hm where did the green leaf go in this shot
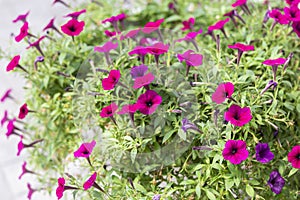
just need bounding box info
[165,15,181,23]
[225,179,234,190]
[288,168,298,177]
[177,128,186,141]
[180,180,195,185]
[205,189,216,200]
[196,183,201,198]
[131,148,137,163]
[246,185,255,197]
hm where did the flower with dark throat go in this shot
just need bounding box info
[15,22,28,42]
[43,18,62,36]
[255,143,274,163]
[181,17,195,31]
[27,183,36,200]
[1,89,13,102]
[262,58,286,80]
[287,145,300,168]
[26,36,46,56]
[18,103,29,119]
[61,19,85,37]
[102,70,121,90]
[224,104,252,127]
[212,82,235,104]
[177,50,203,76]
[12,11,30,23]
[222,140,249,165]
[94,41,118,65]
[284,4,300,22]
[146,42,169,65]
[269,9,290,31]
[19,161,37,180]
[228,43,254,65]
[74,140,96,158]
[136,90,162,115]
[64,9,86,19]
[267,170,285,194]
[100,103,118,118]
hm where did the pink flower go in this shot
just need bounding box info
[102,13,126,32]
[146,42,169,55]
[74,140,96,158]
[177,50,203,76]
[228,43,254,65]
[120,28,140,40]
[6,55,20,72]
[94,41,118,53]
[133,73,155,89]
[19,161,35,180]
[15,22,28,42]
[56,177,65,199]
[224,104,252,127]
[222,140,249,165]
[104,30,118,37]
[6,118,16,138]
[102,70,121,90]
[128,46,149,63]
[117,104,139,115]
[83,172,97,190]
[287,145,300,168]
[181,17,195,31]
[262,58,287,80]
[17,136,24,156]
[27,183,36,200]
[136,90,162,115]
[100,103,118,118]
[208,18,230,32]
[18,103,29,119]
[292,21,300,37]
[61,19,85,37]
[1,89,12,102]
[142,18,164,34]
[269,9,290,25]
[212,82,234,104]
[1,110,8,126]
[26,36,46,56]
[224,10,246,27]
[12,11,30,23]
[64,9,86,19]
[232,0,247,7]
[284,6,300,22]
[43,18,62,36]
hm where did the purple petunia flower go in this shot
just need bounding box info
[212,82,235,104]
[177,50,203,76]
[255,143,274,163]
[1,110,8,126]
[12,11,30,23]
[232,0,251,15]
[102,70,120,90]
[146,42,169,65]
[292,21,300,37]
[73,140,96,158]
[83,172,97,190]
[287,145,300,169]
[228,43,254,65]
[224,104,252,127]
[152,194,161,200]
[176,29,202,51]
[267,170,285,194]
[6,118,17,138]
[117,104,139,115]
[61,19,85,37]
[104,30,119,38]
[15,22,28,42]
[120,28,140,40]
[260,80,278,95]
[130,65,148,79]
[262,58,286,80]
[181,17,195,31]
[133,73,155,89]
[284,5,300,22]
[224,10,245,27]
[269,9,290,30]
[181,118,201,133]
[136,90,162,115]
[100,103,118,118]
[222,140,249,165]
[56,177,65,199]
[27,183,36,200]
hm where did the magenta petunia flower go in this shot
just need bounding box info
[287,145,300,168]
[100,103,118,118]
[177,50,203,76]
[6,118,17,138]
[286,0,300,5]
[262,58,286,80]
[207,18,230,39]
[64,9,86,19]
[128,46,149,63]
[142,18,164,34]
[255,143,274,163]
[6,55,21,72]
[83,172,97,190]
[267,170,285,194]
[1,89,12,102]
[176,29,202,51]
[74,140,96,158]
[61,19,85,37]
[130,64,148,79]
[43,18,62,36]
[94,41,118,65]
[224,10,245,27]
[102,70,121,90]
[27,183,36,200]
[117,104,139,115]
[26,36,46,56]
[292,21,300,37]
[222,140,249,165]
[1,110,8,126]
[269,9,290,31]
[224,104,252,127]
[133,73,155,89]
[232,0,251,15]
[104,30,118,38]
[102,13,126,32]
[17,136,24,156]
[120,28,140,40]
[15,22,28,42]
[56,177,65,199]
[146,42,169,65]
[18,103,29,119]
[12,11,29,23]
[136,90,162,115]
[19,161,36,180]
[212,82,235,104]
[284,5,300,22]
[228,43,254,65]
[181,17,195,31]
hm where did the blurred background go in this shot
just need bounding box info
[0,0,83,199]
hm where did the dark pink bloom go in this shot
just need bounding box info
[102,70,121,90]
[56,177,65,199]
[64,9,86,19]
[6,55,20,72]
[61,19,85,36]
[43,18,62,36]
[100,103,118,118]
[286,0,300,5]
[142,18,164,34]
[136,90,162,115]
[19,161,35,180]
[26,36,46,56]
[232,0,247,7]
[74,140,96,158]
[12,11,29,23]
[1,110,8,126]
[1,89,12,102]
[212,82,234,104]
[18,103,29,119]
[292,21,300,37]
[128,46,149,63]
[224,10,246,27]
[102,13,126,32]
[228,43,254,65]
[287,145,300,168]
[177,50,203,76]
[117,104,139,115]
[27,183,36,200]
[94,41,118,53]
[284,6,300,22]
[208,18,230,32]
[17,136,24,156]
[262,58,287,80]
[269,9,290,28]
[83,172,97,190]
[255,143,274,163]
[15,22,28,42]
[224,104,252,127]
[267,170,285,194]
[133,73,155,89]
[222,140,249,165]
[6,118,18,138]
[104,30,118,37]
[130,64,148,79]
[120,28,140,40]
[181,17,195,31]
[176,29,203,50]
[146,42,169,55]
